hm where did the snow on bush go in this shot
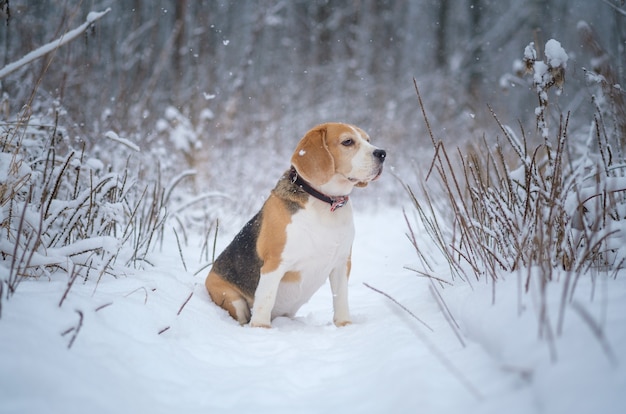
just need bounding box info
[522,39,568,140]
[0,102,187,311]
[408,37,626,356]
[154,106,203,170]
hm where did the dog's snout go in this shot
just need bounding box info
[373,149,386,162]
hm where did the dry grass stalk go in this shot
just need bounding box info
[407,39,625,356]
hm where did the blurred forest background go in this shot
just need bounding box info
[1,0,625,204]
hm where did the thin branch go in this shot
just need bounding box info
[58,263,79,307]
[177,291,194,316]
[403,267,453,286]
[66,310,84,349]
[429,283,465,347]
[413,78,437,148]
[363,282,433,332]
[193,261,213,277]
[212,219,219,263]
[173,227,187,272]
[0,9,111,79]
[124,286,149,304]
[94,302,113,312]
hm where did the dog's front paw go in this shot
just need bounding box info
[249,317,272,328]
[334,319,352,327]
[250,322,271,329]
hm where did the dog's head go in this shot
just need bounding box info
[291,123,386,196]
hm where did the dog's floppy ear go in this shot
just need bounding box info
[291,124,335,186]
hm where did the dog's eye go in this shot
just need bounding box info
[341,139,354,147]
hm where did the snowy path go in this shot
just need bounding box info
[1,207,625,413]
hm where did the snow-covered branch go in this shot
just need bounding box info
[0,8,111,79]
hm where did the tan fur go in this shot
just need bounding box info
[257,194,291,274]
[292,123,376,191]
[281,271,301,283]
[347,252,352,277]
[325,124,368,176]
[290,126,335,186]
[205,271,251,323]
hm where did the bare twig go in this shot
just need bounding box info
[212,219,219,263]
[363,282,432,332]
[193,262,213,277]
[177,291,194,316]
[428,283,465,347]
[7,188,32,295]
[403,267,453,286]
[65,309,84,349]
[173,227,187,272]
[124,286,149,304]
[413,78,437,148]
[94,302,113,312]
[59,263,79,307]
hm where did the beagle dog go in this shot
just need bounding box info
[205,122,386,327]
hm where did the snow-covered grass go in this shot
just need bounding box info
[0,102,191,315]
[409,39,626,277]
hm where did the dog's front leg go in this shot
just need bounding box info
[249,269,283,328]
[329,262,352,327]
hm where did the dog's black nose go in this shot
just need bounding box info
[373,149,386,162]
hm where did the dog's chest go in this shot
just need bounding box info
[272,202,354,317]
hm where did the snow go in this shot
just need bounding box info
[544,39,568,69]
[533,61,549,87]
[585,69,606,84]
[0,236,119,268]
[1,207,625,414]
[104,131,141,152]
[524,42,536,62]
[86,9,111,24]
[158,106,201,154]
[512,59,525,74]
[0,152,31,187]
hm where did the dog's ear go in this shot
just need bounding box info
[291,124,335,186]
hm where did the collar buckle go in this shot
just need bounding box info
[330,197,348,212]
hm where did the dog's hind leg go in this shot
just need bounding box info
[206,270,251,325]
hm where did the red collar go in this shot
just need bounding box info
[289,167,349,212]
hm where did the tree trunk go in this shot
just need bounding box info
[467,0,483,101]
[435,0,450,70]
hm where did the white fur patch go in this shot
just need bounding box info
[249,200,354,326]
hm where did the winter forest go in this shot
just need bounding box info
[2,1,626,413]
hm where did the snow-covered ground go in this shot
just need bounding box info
[1,205,626,414]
